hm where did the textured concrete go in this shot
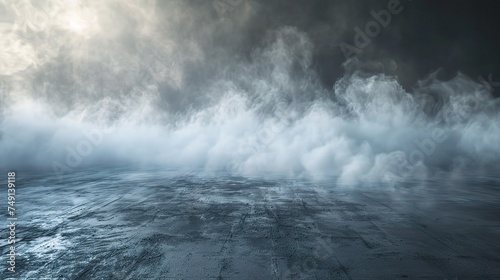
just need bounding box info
[2,168,500,279]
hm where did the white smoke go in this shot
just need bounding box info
[0,0,498,185]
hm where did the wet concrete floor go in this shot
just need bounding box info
[2,169,500,279]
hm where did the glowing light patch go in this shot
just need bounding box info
[68,19,88,34]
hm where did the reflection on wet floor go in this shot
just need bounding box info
[2,168,500,279]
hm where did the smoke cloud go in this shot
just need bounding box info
[0,0,498,185]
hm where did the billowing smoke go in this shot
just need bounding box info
[0,0,498,185]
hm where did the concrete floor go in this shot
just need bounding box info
[2,169,500,279]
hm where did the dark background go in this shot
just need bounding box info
[206,0,500,96]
